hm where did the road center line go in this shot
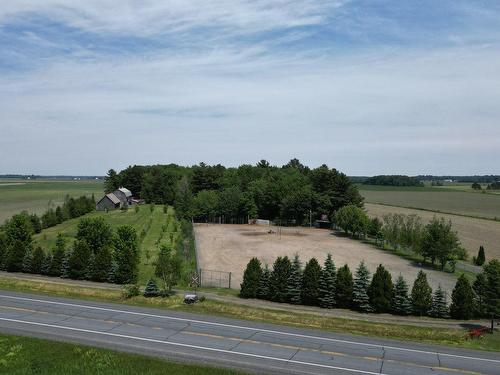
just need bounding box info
[0,317,388,375]
[1,294,498,364]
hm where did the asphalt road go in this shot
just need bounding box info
[0,290,498,375]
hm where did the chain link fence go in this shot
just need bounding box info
[198,269,232,289]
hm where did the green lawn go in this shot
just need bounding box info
[358,185,500,220]
[0,179,103,225]
[0,333,242,375]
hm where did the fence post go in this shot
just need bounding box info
[229,272,232,289]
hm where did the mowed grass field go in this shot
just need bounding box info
[359,185,500,220]
[33,205,182,285]
[0,179,104,225]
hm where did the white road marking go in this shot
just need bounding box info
[1,294,498,364]
[0,317,388,375]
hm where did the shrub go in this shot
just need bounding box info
[143,279,160,297]
[122,284,140,299]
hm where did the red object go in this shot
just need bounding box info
[468,327,489,339]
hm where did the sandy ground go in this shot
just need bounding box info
[366,203,500,261]
[195,224,458,292]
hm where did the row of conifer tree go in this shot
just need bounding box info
[240,255,500,319]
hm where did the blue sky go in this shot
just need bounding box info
[1,1,499,175]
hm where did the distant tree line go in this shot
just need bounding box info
[104,159,364,225]
[240,255,500,320]
[0,214,139,285]
[362,175,423,187]
[486,181,500,190]
[333,206,466,271]
[418,175,500,183]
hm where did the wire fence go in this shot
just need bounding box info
[198,268,232,289]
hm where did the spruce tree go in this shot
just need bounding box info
[31,246,45,274]
[475,246,486,266]
[319,253,336,308]
[92,246,113,282]
[450,275,474,320]
[41,253,52,275]
[411,271,432,316]
[50,234,66,277]
[107,261,118,283]
[60,250,71,278]
[472,273,488,318]
[483,259,500,317]
[286,255,302,304]
[336,264,353,309]
[368,264,393,313]
[392,275,411,315]
[114,226,139,284]
[269,256,292,303]
[257,264,271,300]
[84,252,96,280]
[240,257,262,298]
[352,261,372,312]
[429,285,448,318]
[69,240,91,279]
[22,248,33,273]
[301,258,322,306]
[143,278,160,297]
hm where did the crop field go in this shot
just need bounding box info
[358,185,500,220]
[195,224,458,292]
[366,203,500,261]
[33,205,185,285]
[0,179,103,224]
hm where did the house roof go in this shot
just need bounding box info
[105,193,121,205]
[118,187,132,197]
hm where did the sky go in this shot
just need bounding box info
[1,1,499,176]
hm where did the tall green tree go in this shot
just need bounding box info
[22,248,33,273]
[411,271,432,316]
[174,176,194,219]
[31,246,45,274]
[301,258,322,306]
[392,275,411,315]
[483,259,500,317]
[50,234,66,276]
[368,264,393,313]
[334,205,369,238]
[286,255,302,304]
[475,246,486,266]
[104,169,120,193]
[257,264,271,300]
[420,217,460,269]
[336,264,353,309]
[269,256,291,303]
[240,257,263,298]
[114,226,139,284]
[472,273,488,318]
[4,213,33,272]
[155,245,182,292]
[450,275,474,320]
[319,254,336,308]
[429,285,448,318]
[194,190,220,222]
[69,240,91,279]
[352,261,372,312]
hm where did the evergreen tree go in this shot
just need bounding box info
[269,256,292,303]
[429,285,448,318]
[352,261,372,312]
[301,258,322,306]
[22,248,33,273]
[392,275,411,315]
[472,273,488,318]
[114,226,139,284]
[482,260,500,317]
[240,257,263,298]
[286,255,302,304]
[84,252,96,280]
[31,246,45,274]
[319,253,336,308]
[107,261,118,283]
[336,264,353,309]
[257,264,271,300]
[29,214,42,234]
[368,264,394,313]
[411,271,432,316]
[60,250,71,278]
[143,278,160,297]
[92,246,113,282]
[41,253,53,275]
[475,246,486,266]
[69,240,91,279]
[450,275,474,320]
[4,213,33,272]
[50,234,66,276]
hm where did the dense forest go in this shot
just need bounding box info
[104,159,363,225]
[363,175,423,187]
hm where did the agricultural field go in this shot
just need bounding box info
[33,205,188,285]
[358,185,500,220]
[365,203,500,261]
[194,224,458,292]
[0,179,103,224]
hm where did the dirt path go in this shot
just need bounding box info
[194,224,458,292]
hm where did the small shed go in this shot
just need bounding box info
[96,193,121,210]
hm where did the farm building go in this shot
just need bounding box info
[96,187,134,210]
[96,193,122,210]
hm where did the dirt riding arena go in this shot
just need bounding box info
[194,224,457,292]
